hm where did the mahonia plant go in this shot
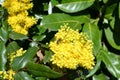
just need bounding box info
[1,0,120,80]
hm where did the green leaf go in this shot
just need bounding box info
[11,47,38,71]
[9,31,28,40]
[72,15,90,24]
[6,41,20,55]
[37,25,47,35]
[56,0,95,13]
[51,0,59,6]
[32,35,46,41]
[92,73,108,80]
[103,0,108,3]
[110,17,115,29]
[26,61,63,79]
[0,41,7,71]
[119,2,120,19]
[82,23,101,55]
[104,27,120,50]
[43,51,53,64]
[86,51,101,78]
[41,13,82,31]
[101,50,120,78]
[104,3,117,19]
[14,71,34,80]
[35,77,49,80]
[32,25,47,41]
[0,21,8,42]
[74,78,81,80]
[0,7,5,25]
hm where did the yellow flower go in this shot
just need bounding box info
[2,69,15,80]
[8,13,37,35]
[11,24,28,35]
[21,0,32,3]
[0,71,3,75]
[49,24,95,70]
[0,48,26,80]
[9,48,26,64]
[2,0,37,35]
[2,0,33,15]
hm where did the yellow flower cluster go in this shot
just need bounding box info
[0,48,26,80]
[49,25,95,70]
[9,48,26,64]
[2,0,33,15]
[2,0,37,35]
[0,69,15,80]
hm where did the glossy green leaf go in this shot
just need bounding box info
[9,31,28,40]
[43,51,53,64]
[110,17,115,29]
[0,21,8,42]
[26,61,63,78]
[11,47,38,71]
[14,71,34,80]
[86,51,101,78]
[104,3,117,19]
[73,15,90,24]
[92,73,108,80]
[0,41,7,71]
[32,35,46,41]
[37,25,47,35]
[104,27,120,50]
[41,13,82,31]
[101,50,120,78]
[56,0,95,13]
[6,41,20,55]
[82,23,101,55]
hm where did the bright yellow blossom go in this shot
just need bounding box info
[0,69,15,80]
[2,0,33,15]
[0,48,26,80]
[9,48,26,64]
[49,24,95,70]
[2,0,37,35]
[8,13,37,35]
